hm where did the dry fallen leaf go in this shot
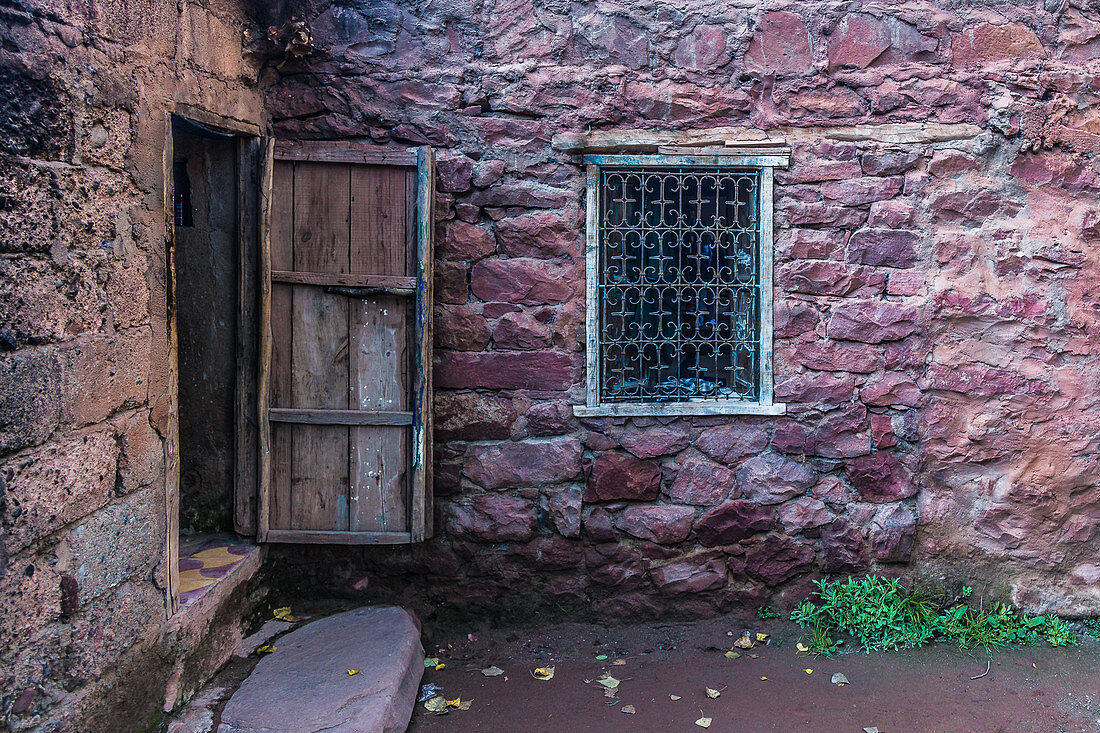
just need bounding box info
[532,667,555,681]
[760,676,768,681]
[424,657,440,668]
[755,633,769,642]
[805,668,813,674]
[670,694,682,701]
[347,669,359,676]
[604,687,617,698]
[612,659,627,666]
[832,673,849,686]
[271,606,300,622]
[445,698,462,708]
[597,675,621,690]
[481,666,504,677]
[423,696,447,713]
[733,635,755,650]
[724,651,741,659]
[705,687,720,699]
[796,642,809,653]
[256,644,276,654]
[458,700,472,711]
[621,705,636,714]
[695,716,713,728]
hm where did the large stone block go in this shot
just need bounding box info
[434,305,491,351]
[61,330,150,427]
[861,372,922,408]
[695,424,769,465]
[650,554,727,594]
[845,452,917,503]
[433,392,516,441]
[434,351,573,390]
[673,24,729,70]
[495,209,582,258]
[828,301,918,343]
[0,346,62,455]
[736,454,818,505]
[2,430,118,556]
[951,23,1045,66]
[694,500,775,546]
[827,13,937,70]
[744,11,812,74]
[869,503,916,562]
[446,494,537,542]
[585,451,661,502]
[619,423,690,459]
[547,485,582,538]
[846,228,919,269]
[744,535,816,586]
[778,260,885,296]
[463,437,582,489]
[668,459,739,506]
[438,221,495,261]
[614,504,695,544]
[470,258,575,305]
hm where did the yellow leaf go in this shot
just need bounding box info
[796,643,809,653]
[445,698,461,708]
[733,635,754,649]
[724,651,740,659]
[760,676,768,681]
[271,606,300,622]
[670,694,682,700]
[458,700,472,711]
[256,644,276,654]
[755,633,769,642]
[805,669,813,674]
[347,669,359,676]
[597,675,620,690]
[423,696,447,712]
[435,663,446,671]
[621,705,636,714]
[705,687,720,699]
[532,666,555,681]
[696,716,713,728]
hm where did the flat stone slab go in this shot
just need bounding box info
[218,607,424,733]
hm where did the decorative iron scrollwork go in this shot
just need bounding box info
[597,167,761,403]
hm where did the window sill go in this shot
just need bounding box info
[573,401,787,418]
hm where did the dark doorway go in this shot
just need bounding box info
[172,118,239,534]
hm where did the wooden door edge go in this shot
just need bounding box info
[256,137,276,543]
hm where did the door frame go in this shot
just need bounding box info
[162,106,262,616]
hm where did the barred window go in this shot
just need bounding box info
[576,153,787,417]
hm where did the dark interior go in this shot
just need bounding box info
[172,118,239,534]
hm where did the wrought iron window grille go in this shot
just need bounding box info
[577,153,788,417]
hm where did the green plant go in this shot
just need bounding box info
[790,575,1079,655]
[757,605,780,620]
[1082,618,1100,638]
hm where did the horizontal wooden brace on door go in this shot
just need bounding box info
[268,408,414,425]
[273,140,418,166]
[323,285,414,298]
[264,529,413,545]
[271,270,416,290]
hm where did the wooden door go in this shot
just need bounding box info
[256,141,434,544]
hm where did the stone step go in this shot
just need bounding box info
[218,607,424,733]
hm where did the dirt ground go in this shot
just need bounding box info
[409,617,1100,733]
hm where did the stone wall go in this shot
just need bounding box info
[0,1,265,729]
[264,0,1100,623]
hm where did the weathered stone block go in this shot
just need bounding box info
[434,305,491,351]
[737,453,818,505]
[828,301,918,343]
[779,260,886,296]
[650,554,727,594]
[548,485,582,538]
[0,346,62,455]
[434,351,573,390]
[435,153,474,193]
[845,452,917,503]
[438,220,495,261]
[668,459,739,506]
[744,535,816,586]
[778,497,833,533]
[470,258,575,305]
[861,372,922,408]
[822,177,903,206]
[695,501,775,546]
[744,11,813,74]
[951,23,1045,66]
[695,424,769,465]
[869,503,916,562]
[434,392,516,441]
[463,436,582,489]
[522,400,574,436]
[446,494,537,542]
[495,209,582,258]
[847,228,919,268]
[673,24,728,70]
[614,504,695,544]
[774,372,856,404]
[493,311,552,350]
[585,451,661,502]
[619,423,690,459]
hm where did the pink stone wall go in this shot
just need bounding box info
[0,2,266,729]
[265,1,1100,621]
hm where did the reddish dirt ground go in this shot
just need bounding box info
[409,618,1100,733]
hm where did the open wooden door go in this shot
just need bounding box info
[256,141,433,544]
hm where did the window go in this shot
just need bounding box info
[575,153,787,417]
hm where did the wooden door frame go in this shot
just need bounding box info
[255,141,434,545]
[162,107,261,616]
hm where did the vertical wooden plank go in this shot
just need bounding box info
[163,113,180,616]
[759,166,775,407]
[291,162,351,531]
[410,147,434,541]
[267,156,293,532]
[235,136,260,536]
[349,165,410,532]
